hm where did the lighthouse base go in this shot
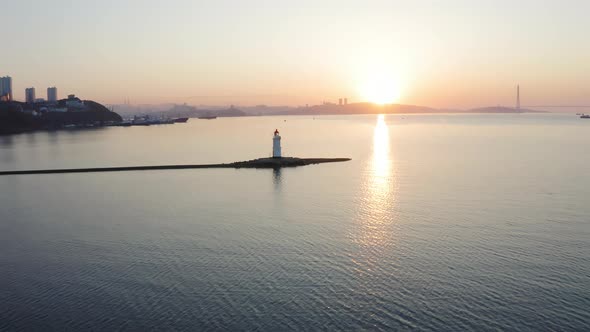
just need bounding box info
[231,157,350,169]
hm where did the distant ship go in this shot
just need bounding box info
[581,114,590,119]
[174,117,189,123]
[198,115,217,120]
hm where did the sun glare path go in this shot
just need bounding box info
[372,114,391,187]
[354,114,394,249]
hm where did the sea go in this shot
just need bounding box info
[1,113,589,331]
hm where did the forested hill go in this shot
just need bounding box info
[0,100,122,135]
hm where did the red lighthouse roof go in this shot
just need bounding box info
[274,129,279,135]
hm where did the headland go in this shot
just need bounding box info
[0,97,122,135]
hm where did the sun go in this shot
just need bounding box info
[358,72,401,105]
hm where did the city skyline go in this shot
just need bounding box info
[0,76,12,101]
[1,77,60,104]
[1,0,589,108]
[3,74,577,112]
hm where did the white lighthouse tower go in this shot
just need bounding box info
[272,129,282,158]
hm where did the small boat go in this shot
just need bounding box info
[174,117,189,123]
[198,116,217,120]
[581,114,590,119]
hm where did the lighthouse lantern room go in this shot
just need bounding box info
[272,129,282,158]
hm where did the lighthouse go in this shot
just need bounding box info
[272,129,282,158]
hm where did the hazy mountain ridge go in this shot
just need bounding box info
[242,103,545,115]
[157,104,246,118]
[468,106,546,113]
[109,102,548,118]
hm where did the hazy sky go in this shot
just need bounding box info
[1,0,589,108]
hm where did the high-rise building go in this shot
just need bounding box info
[344,98,348,105]
[47,87,58,103]
[0,76,13,101]
[516,85,520,111]
[339,98,343,106]
[25,87,36,104]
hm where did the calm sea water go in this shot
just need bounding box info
[1,114,589,331]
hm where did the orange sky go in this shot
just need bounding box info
[1,1,589,108]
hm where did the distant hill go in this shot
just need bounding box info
[110,103,174,116]
[276,103,547,115]
[206,107,246,117]
[468,106,547,113]
[162,104,246,118]
[260,102,438,116]
[270,103,546,116]
[241,105,294,116]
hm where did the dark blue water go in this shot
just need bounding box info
[1,114,589,330]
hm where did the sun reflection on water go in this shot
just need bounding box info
[354,114,395,252]
[372,114,391,185]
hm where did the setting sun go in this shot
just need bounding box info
[358,72,401,105]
